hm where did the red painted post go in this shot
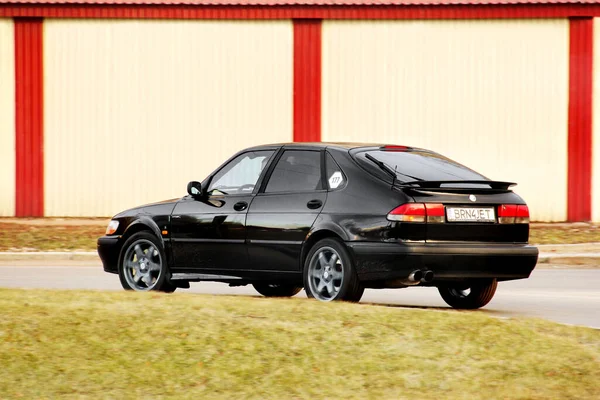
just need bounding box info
[567,17,593,221]
[14,18,44,217]
[293,19,321,143]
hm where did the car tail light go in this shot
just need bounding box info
[498,204,517,224]
[515,205,530,224]
[387,203,426,222]
[498,204,530,224]
[425,203,445,223]
[387,203,445,223]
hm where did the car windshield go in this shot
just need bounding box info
[355,149,487,183]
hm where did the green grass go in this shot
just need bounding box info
[1,220,599,252]
[0,289,598,399]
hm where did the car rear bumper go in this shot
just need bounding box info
[346,241,539,282]
[97,236,121,274]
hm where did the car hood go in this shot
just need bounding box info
[113,198,182,218]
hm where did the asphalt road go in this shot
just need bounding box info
[0,265,598,329]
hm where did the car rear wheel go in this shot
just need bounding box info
[304,238,364,302]
[118,232,176,292]
[252,283,302,298]
[437,279,497,309]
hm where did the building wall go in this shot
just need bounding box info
[0,19,15,217]
[593,18,600,222]
[43,19,293,217]
[322,19,570,222]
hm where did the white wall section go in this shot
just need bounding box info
[323,20,569,221]
[44,19,293,216]
[0,19,15,217]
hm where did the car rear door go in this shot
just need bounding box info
[246,149,327,272]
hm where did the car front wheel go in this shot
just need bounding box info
[118,232,175,292]
[303,238,364,302]
[437,279,497,309]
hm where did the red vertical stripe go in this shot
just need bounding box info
[15,18,44,217]
[293,19,321,142]
[568,17,593,222]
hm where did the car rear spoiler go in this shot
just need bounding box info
[397,180,517,193]
[400,180,516,190]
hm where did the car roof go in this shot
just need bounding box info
[245,142,420,151]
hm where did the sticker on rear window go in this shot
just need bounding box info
[329,171,343,189]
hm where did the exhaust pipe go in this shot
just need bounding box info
[399,270,423,286]
[421,270,434,283]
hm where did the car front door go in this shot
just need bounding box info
[246,149,327,272]
[171,150,275,271]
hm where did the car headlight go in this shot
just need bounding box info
[105,220,120,235]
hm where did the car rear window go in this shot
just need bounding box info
[353,149,487,183]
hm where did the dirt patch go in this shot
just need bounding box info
[0,223,105,251]
[530,224,600,245]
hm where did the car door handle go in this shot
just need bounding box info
[307,199,323,210]
[233,201,248,212]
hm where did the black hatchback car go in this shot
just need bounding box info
[98,143,538,309]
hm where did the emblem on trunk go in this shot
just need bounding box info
[469,195,477,202]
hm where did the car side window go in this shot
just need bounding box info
[325,152,347,190]
[208,150,274,195]
[264,150,323,193]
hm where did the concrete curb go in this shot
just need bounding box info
[0,251,599,266]
[0,252,99,261]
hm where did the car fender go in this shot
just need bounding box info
[305,220,350,243]
[123,216,164,248]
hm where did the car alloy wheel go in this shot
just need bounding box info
[122,239,163,291]
[307,246,345,301]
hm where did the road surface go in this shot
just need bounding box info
[0,265,598,328]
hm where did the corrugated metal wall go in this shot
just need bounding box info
[43,19,293,217]
[322,19,569,222]
[593,18,600,222]
[0,19,15,217]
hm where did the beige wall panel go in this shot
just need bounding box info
[323,20,569,222]
[0,19,15,217]
[44,20,292,217]
[593,19,600,222]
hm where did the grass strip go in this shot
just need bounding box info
[0,289,598,399]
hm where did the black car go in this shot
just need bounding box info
[98,143,538,309]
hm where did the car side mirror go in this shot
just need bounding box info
[187,181,204,197]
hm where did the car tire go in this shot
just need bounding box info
[252,283,302,298]
[437,279,497,309]
[303,238,364,302]
[118,231,176,293]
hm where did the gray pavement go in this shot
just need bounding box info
[0,265,598,329]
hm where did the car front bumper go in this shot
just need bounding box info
[97,236,121,274]
[346,242,539,282]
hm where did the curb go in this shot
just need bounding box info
[0,252,99,261]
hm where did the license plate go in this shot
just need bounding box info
[446,207,495,223]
